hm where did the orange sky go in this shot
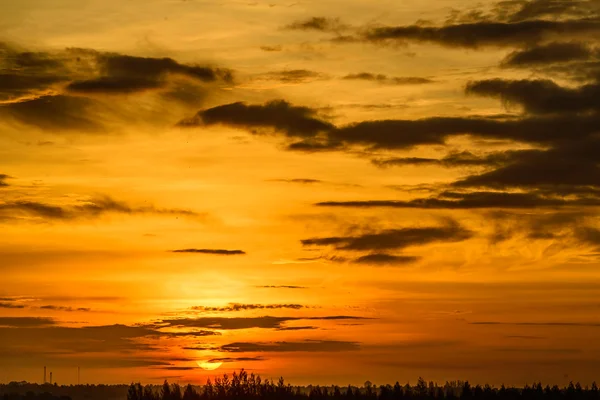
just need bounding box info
[2,0,600,387]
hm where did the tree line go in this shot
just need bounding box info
[127,371,600,400]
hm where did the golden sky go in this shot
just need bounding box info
[2,0,600,387]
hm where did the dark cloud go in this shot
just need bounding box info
[191,303,305,312]
[500,0,600,23]
[502,42,596,67]
[65,52,233,94]
[256,285,308,289]
[453,138,600,190]
[331,114,597,149]
[259,70,325,83]
[301,220,472,251]
[317,191,600,210]
[153,315,368,330]
[178,100,334,138]
[285,17,348,33]
[0,317,55,327]
[96,53,232,82]
[471,321,600,327]
[271,178,322,184]
[156,366,199,371]
[219,340,360,353]
[0,303,26,309]
[0,195,200,222]
[446,0,600,24]
[0,43,69,102]
[260,45,283,52]
[39,305,92,312]
[362,19,600,48]
[171,249,246,255]
[505,335,546,340]
[180,99,600,152]
[372,150,539,168]
[0,95,103,131]
[354,253,420,265]
[575,227,600,250]
[207,357,266,363]
[0,174,10,187]
[0,44,233,134]
[343,73,434,85]
[0,322,218,361]
[466,78,600,114]
[67,77,163,94]
[276,326,318,331]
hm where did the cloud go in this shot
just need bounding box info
[39,305,92,312]
[207,357,266,363]
[191,303,305,312]
[0,195,201,222]
[362,19,600,48]
[219,340,360,353]
[331,114,600,149]
[0,322,217,357]
[466,78,600,114]
[0,95,103,131]
[0,174,10,187]
[471,321,600,327]
[502,42,596,67]
[0,44,233,133]
[372,150,539,168]
[500,0,600,23]
[67,77,163,94]
[505,335,546,340]
[285,17,348,33]
[171,249,245,255]
[0,43,69,102]
[180,99,600,152]
[260,45,283,52]
[0,303,26,309]
[353,253,420,265]
[316,191,600,210]
[0,317,55,327]
[0,322,218,369]
[178,100,334,138]
[258,70,326,83]
[271,178,322,184]
[343,73,434,85]
[276,326,318,331]
[65,52,233,95]
[153,315,368,330]
[453,138,600,190]
[256,285,308,289]
[575,227,600,250]
[301,219,472,251]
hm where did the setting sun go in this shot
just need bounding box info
[197,361,223,371]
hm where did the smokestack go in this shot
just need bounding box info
[44,366,46,384]
[50,372,53,385]
[78,367,80,385]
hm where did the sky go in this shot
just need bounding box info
[2,0,600,387]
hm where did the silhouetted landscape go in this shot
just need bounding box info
[2,372,600,400]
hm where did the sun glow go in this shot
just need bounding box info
[197,361,223,371]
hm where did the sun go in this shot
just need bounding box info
[197,360,223,371]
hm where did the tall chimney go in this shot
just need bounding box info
[44,366,46,384]
[50,372,53,385]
